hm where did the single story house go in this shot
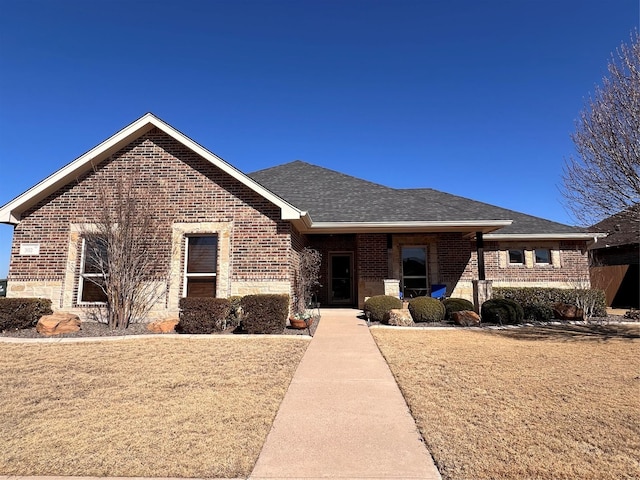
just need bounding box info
[0,113,604,319]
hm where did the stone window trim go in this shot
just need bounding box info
[63,224,103,308]
[77,235,108,305]
[183,235,218,297]
[534,247,552,266]
[499,243,561,269]
[169,222,232,312]
[508,249,526,265]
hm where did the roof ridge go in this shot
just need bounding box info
[250,160,399,191]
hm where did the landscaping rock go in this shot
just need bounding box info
[452,310,481,326]
[147,318,179,333]
[553,303,584,321]
[36,313,81,335]
[388,309,415,326]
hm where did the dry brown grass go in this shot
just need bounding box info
[372,324,640,480]
[0,337,309,478]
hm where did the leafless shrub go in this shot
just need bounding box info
[81,175,170,329]
[294,247,322,315]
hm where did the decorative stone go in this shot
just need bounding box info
[553,303,584,321]
[147,318,179,333]
[36,313,81,335]
[452,310,481,326]
[388,309,414,327]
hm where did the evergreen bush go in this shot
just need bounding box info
[364,295,403,323]
[0,298,53,331]
[241,294,289,334]
[177,297,231,334]
[408,296,446,323]
[481,298,524,325]
[443,297,475,320]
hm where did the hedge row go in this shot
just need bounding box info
[0,298,53,331]
[364,287,607,326]
[177,294,290,334]
[493,287,607,320]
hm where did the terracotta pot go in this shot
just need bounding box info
[290,317,314,329]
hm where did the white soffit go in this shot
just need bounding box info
[0,113,304,224]
[485,233,607,240]
[293,219,513,234]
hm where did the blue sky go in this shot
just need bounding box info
[0,0,638,278]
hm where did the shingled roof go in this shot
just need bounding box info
[589,207,640,249]
[249,160,589,237]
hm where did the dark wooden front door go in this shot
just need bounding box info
[329,253,354,305]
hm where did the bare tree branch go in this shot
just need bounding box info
[82,170,170,329]
[561,31,640,226]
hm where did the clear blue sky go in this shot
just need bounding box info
[0,0,638,278]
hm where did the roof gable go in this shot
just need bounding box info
[0,113,303,224]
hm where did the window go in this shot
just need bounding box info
[184,236,218,297]
[508,249,525,265]
[535,248,551,265]
[402,246,427,298]
[79,236,108,303]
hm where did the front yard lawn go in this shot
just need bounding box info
[0,337,309,478]
[372,324,640,480]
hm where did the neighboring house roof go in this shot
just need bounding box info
[250,160,599,239]
[0,113,305,225]
[589,207,640,249]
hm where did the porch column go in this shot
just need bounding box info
[473,231,491,312]
[383,279,400,298]
[476,231,486,281]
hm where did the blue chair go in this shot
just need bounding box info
[430,284,447,300]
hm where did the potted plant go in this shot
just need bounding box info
[290,310,314,329]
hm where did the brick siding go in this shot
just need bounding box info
[8,129,293,309]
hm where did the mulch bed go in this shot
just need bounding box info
[0,317,319,339]
[367,314,633,328]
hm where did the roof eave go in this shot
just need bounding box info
[484,233,607,241]
[297,220,512,234]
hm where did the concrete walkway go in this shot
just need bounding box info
[250,309,441,480]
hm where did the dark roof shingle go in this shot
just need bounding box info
[249,160,585,235]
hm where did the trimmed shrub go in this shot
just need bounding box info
[443,297,475,320]
[522,303,554,322]
[364,295,403,323]
[177,297,231,334]
[241,294,289,334]
[481,298,524,325]
[494,287,606,319]
[408,296,445,323]
[0,298,53,331]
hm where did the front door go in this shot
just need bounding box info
[329,253,354,305]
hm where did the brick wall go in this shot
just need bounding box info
[8,129,292,312]
[356,233,387,306]
[356,234,387,279]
